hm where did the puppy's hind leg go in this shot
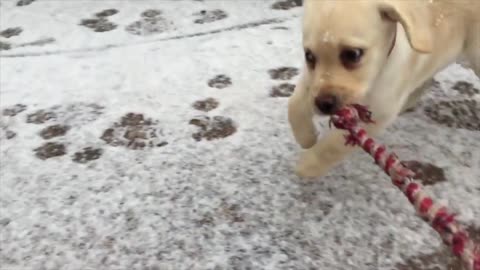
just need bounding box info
[288,72,317,149]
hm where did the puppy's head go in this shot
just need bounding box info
[302,0,433,115]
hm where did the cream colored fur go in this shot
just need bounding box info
[288,0,480,178]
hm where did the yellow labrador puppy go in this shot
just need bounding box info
[288,0,480,178]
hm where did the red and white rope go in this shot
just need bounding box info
[330,105,480,270]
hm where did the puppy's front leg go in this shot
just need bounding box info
[288,73,317,149]
[295,129,359,178]
[296,109,396,178]
[400,78,434,113]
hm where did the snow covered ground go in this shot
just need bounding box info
[0,0,479,269]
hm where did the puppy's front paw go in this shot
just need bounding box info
[295,150,331,179]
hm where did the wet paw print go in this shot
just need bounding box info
[25,103,105,161]
[192,98,219,112]
[270,83,295,97]
[1,104,27,140]
[33,124,69,160]
[79,9,119,32]
[402,160,446,186]
[1,122,17,140]
[268,67,299,80]
[125,9,172,36]
[26,109,56,124]
[3,104,27,117]
[101,113,168,150]
[95,9,118,18]
[189,115,237,141]
[271,0,303,10]
[0,41,11,51]
[73,147,103,164]
[0,27,23,38]
[451,81,479,97]
[39,124,69,139]
[193,9,228,24]
[190,98,233,141]
[3,130,16,140]
[424,99,479,131]
[208,75,232,89]
[80,19,117,33]
[0,26,22,51]
[16,0,35,6]
[268,67,298,97]
[34,142,66,160]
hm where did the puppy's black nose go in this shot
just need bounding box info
[315,95,338,114]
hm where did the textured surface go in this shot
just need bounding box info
[1,1,479,269]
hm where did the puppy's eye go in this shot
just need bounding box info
[305,49,316,69]
[340,48,364,69]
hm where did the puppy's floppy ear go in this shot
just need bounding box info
[378,1,433,53]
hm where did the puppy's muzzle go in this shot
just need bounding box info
[315,94,339,115]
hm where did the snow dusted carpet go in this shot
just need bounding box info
[1,1,479,269]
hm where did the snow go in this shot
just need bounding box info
[0,1,479,270]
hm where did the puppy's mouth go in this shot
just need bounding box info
[312,95,345,116]
[313,106,335,116]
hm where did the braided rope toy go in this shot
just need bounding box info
[329,105,480,270]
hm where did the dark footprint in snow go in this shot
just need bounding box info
[451,81,479,97]
[34,142,66,160]
[125,9,172,36]
[73,147,103,164]
[1,121,16,140]
[271,0,303,10]
[2,104,27,117]
[268,67,299,80]
[16,0,35,6]
[189,116,237,141]
[402,160,446,186]
[95,9,119,18]
[101,113,168,150]
[192,98,219,112]
[193,9,228,24]
[0,41,11,51]
[39,124,69,140]
[79,9,119,32]
[125,20,170,36]
[270,83,295,97]
[26,110,57,124]
[3,130,16,140]
[6,131,16,139]
[424,99,480,131]
[141,9,162,19]
[80,18,117,32]
[208,75,232,89]
[0,27,23,38]
[2,104,27,140]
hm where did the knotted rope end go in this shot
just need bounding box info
[330,104,375,131]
